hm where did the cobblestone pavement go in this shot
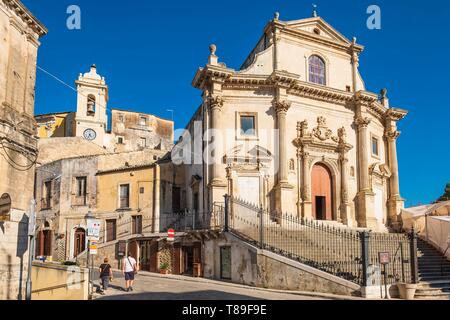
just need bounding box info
[92,271,337,300]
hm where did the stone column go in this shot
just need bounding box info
[301,151,313,219]
[386,129,404,228]
[355,116,371,192]
[274,100,294,215]
[296,149,302,217]
[275,100,291,184]
[339,154,350,225]
[355,115,376,228]
[209,95,224,186]
[386,130,401,198]
[208,95,227,208]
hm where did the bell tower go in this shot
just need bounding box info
[75,64,109,147]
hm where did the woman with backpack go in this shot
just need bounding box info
[98,257,113,294]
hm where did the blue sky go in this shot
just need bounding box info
[23,0,450,206]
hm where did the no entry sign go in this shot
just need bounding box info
[167,229,175,241]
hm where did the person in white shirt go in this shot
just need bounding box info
[122,253,137,292]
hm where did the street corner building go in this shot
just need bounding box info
[176,13,409,233]
[0,0,47,300]
[32,63,175,267]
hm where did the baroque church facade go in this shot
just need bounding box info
[178,13,408,232]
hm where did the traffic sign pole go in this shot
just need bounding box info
[167,229,175,241]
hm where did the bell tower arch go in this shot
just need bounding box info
[75,64,109,147]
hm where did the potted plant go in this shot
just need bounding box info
[159,262,170,275]
[397,282,417,300]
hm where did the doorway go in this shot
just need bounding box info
[74,228,86,258]
[315,196,326,220]
[311,163,334,221]
[182,246,194,275]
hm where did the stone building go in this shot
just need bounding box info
[0,0,46,300]
[34,149,167,262]
[174,13,408,232]
[35,65,174,152]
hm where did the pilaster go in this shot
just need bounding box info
[274,98,294,215]
[354,103,376,228]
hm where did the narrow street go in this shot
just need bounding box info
[92,271,339,300]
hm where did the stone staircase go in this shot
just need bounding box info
[415,239,450,300]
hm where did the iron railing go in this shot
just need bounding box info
[226,196,417,286]
[95,210,224,245]
[442,243,450,276]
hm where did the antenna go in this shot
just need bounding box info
[312,4,318,17]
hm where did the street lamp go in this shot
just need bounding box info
[25,199,37,300]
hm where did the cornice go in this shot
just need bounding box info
[289,81,354,106]
[3,0,47,37]
[194,69,408,121]
[192,65,234,89]
[385,108,408,121]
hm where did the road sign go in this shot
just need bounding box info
[28,200,36,236]
[87,218,101,240]
[89,241,98,255]
[167,229,175,241]
[379,252,390,265]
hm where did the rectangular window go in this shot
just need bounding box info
[119,184,130,209]
[372,136,379,157]
[117,136,124,144]
[106,219,117,242]
[140,187,145,194]
[76,176,87,206]
[139,137,147,148]
[43,181,52,209]
[139,116,147,126]
[240,115,256,136]
[118,114,124,123]
[132,216,143,234]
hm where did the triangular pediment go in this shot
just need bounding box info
[285,17,351,45]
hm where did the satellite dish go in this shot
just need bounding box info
[0,193,12,220]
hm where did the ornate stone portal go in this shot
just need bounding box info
[293,117,353,225]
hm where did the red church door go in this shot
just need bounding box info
[311,163,334,221]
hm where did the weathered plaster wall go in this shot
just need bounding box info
[204,233,361,296]
[0,0,46,300]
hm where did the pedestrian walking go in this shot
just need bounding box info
[98,258,113,294]
[122,253,138,292]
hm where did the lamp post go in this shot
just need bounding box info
[25,199,37,300]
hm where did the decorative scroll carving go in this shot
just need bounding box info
[312,116,333,141]
[354,116,371,128]
[385,130,401,141]
[274,100,291,114]
[297,120,309,138]
[209,95,224,111]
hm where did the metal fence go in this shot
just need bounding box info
[160,207,224,232]
[226,196,418,286]
[96,210,225,245]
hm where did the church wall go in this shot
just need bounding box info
[239,45,274,75]
[278,38,354,92]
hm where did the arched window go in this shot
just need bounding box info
[308,55,326,85]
